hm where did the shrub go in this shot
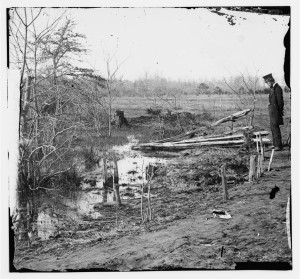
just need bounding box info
[82,146,99,170]
[146,107,162,116]
[49,167,82,191]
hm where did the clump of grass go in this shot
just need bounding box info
[165,148,248,191]
[198,108,214,122]
[146,107,162,116]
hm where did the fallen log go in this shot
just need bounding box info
[210,109,251,127]
[172,132,268,144]
[139,131,270,147]
[135,137,271,149]
[153,109,252,144]
[133,138,271,151]
[171,133,246,144]
[153,126,208,144]
[132,107,270,151]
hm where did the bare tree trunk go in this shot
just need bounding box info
[17,181,28,241]
[108,97,112,137]
[21,76,33,137]
[102,157,108,203]
[18,75,33,242]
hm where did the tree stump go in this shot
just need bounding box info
[249,155,257,182]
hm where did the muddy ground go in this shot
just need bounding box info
[13,144,292,271]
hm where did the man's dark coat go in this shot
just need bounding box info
[268,83,284,126]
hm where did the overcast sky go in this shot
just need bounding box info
[62,7,290,83]
[9,7,290,83]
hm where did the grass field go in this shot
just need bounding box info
[113,93,290,116]
[111,93,291,141]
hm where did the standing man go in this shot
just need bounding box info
[263,73,284,151]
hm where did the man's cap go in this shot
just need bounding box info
[263,73,274,82]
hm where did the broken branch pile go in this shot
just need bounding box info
[132,131,270,151]
[132,109,271,151]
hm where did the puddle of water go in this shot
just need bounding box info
[35,137,167,240]
[117,156,165,185]
[112,135,139,155]
[82,135,166,188]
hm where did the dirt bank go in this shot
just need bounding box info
[13,146,292,271]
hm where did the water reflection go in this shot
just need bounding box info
[37,212,59,240]
[36,140,166,240]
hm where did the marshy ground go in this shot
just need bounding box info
[13,98,292,271]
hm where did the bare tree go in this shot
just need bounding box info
[71,71,107,136]
[9,8,89,241]
[224,69,260,126]
[102,55,126,137]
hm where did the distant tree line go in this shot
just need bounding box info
[109,76,290,98]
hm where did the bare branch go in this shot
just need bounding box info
[28,8,43,27]
[15,9,26,26]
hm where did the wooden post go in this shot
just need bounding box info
[256,154,262,179]
[249,115,253,127]
[259,154,262,178]
[268,149,275,171]
[256,154,260,179]
[256,134,259,153]
[259,133,265,160]
[147,167,155,221]
[140,184,144,222]
[112,154,121,206]
[102,156,108,203]
[249,155,257,182]
[221,165,229,201]
[147,182,152,220]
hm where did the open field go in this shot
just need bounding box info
[109,93,291,145]
[112,93,291,118]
